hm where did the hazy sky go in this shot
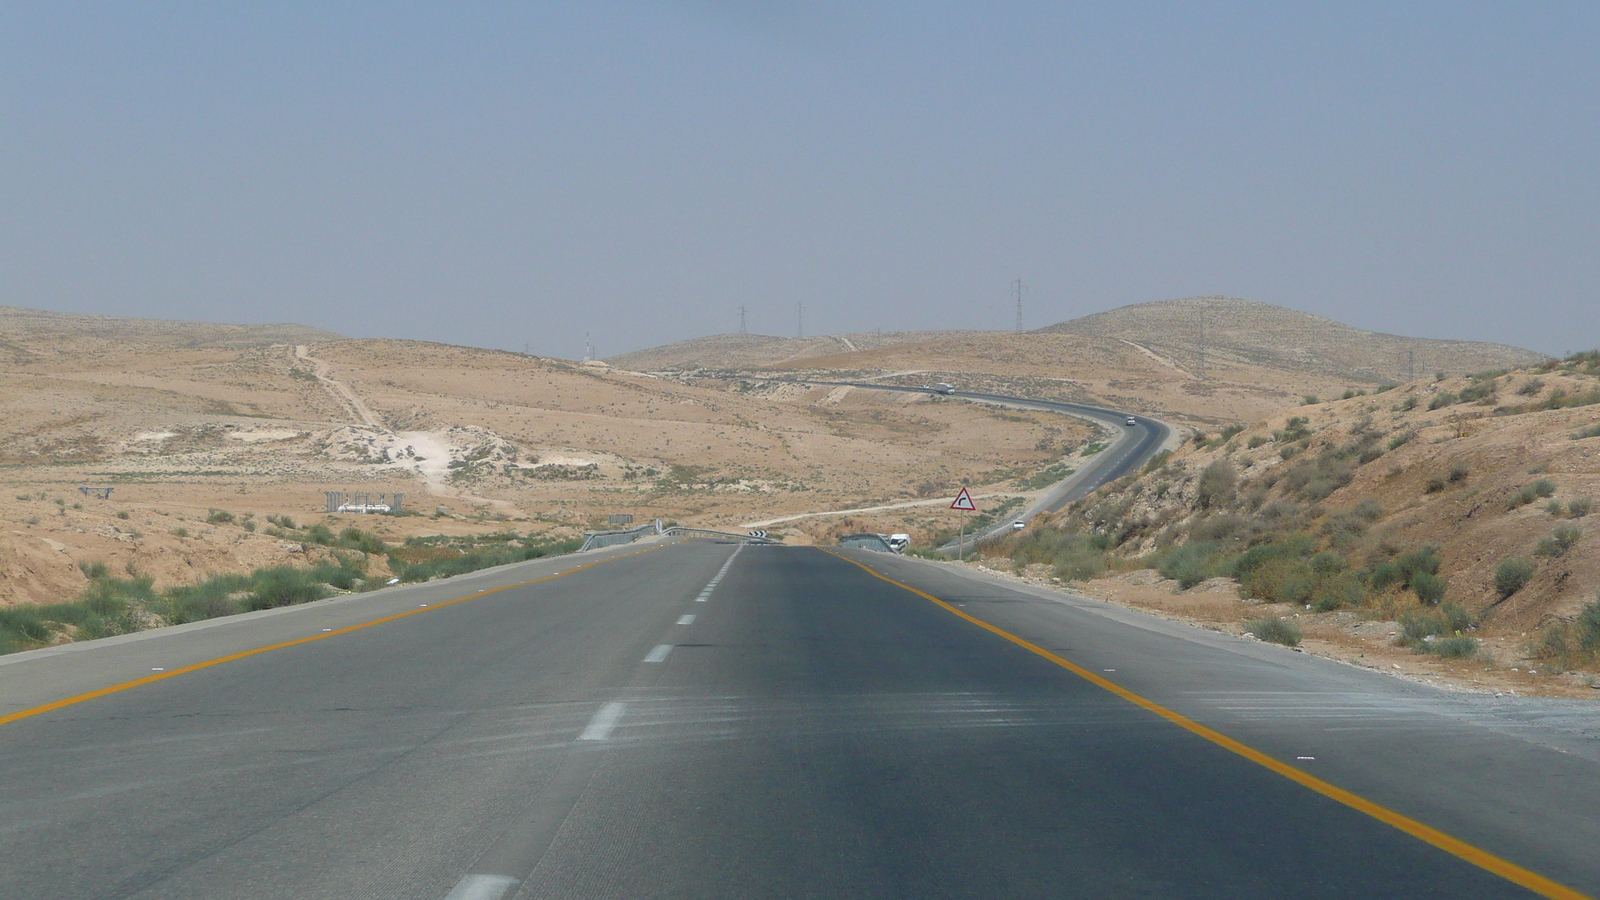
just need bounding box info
[4,3,1596,358]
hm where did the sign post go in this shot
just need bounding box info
[951,486,977,559]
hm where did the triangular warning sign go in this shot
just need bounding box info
[950,487,977,511]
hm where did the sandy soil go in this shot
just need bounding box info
[0,316,1091,604]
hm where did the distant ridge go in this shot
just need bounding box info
[1036,296,1543,381]
[607,330,978,371]
[0,305,343,350]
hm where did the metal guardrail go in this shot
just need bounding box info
[838,533,894,552]
[579,522,782,551]
[579,521,660,552]
[663,526,781,544]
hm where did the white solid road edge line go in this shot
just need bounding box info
[443,873,518,900]
[577,701,626,741]
[644,644,673,663]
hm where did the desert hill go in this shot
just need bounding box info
[1037,296,1543,382]
[988,353,1600,691]
[606,330,977,372]
[0,316,1082,607]
[612,298,1545,429]
[0,305,343,353]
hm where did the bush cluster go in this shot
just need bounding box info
[1534,525,1582,558]
[1530,595,1600,672]
[0,527,585,654]
[1509,479,1558,510]
[386,534,581,583]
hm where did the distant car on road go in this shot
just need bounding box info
[1125,416,1137,426]
[1011,520,1026,531]
[932,383,955,395]
[886,533,910,552]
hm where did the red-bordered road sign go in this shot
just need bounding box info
[950,487,977,511]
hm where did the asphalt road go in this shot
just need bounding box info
[2,542,1596,899]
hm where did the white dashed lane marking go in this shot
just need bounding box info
[442,873,518,900]
[644,644,673,663]
[578,702,626,741]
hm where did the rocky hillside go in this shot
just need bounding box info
[998,351,1600,682]
[1037,296,1544,382]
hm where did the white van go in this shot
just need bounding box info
[886,534,911,553]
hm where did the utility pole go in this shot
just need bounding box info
[738,306,747,335]
[1196,304,1207,380]
[797,302,804,339]
[1406,345,1416,383]
[1012,278,1026,333]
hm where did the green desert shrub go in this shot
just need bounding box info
[1195,460,1239,510]
[1245,617,1301,647]
[0,606,52,652]
[1510,479,1559,509]
[1156,540,1234,589]
[1399,610,1445,646]
[247,567,330,610]
[1535,525,1582,558]
[1370,546,1442,592]
[336,527,386,555]
[1275,417,1312,443]
[1494,557,1536,599]
[164,573,252,624]
[1310,573,1365,612]
[1410,571,1447,605]
[1429,635,1480,658]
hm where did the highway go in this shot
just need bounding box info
[2,541,1596,899]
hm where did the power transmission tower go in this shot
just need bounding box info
[797,302,804,338]
[1012,279,1026,333]
[583,332,593,362]
[1406,346,1416,382]
[738,306,747,334]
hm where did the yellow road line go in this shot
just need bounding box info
[828,550,1593,900]
[0,543,669,729]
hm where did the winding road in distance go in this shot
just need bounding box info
[758,378,1173,548]
[3,538,1598,899]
